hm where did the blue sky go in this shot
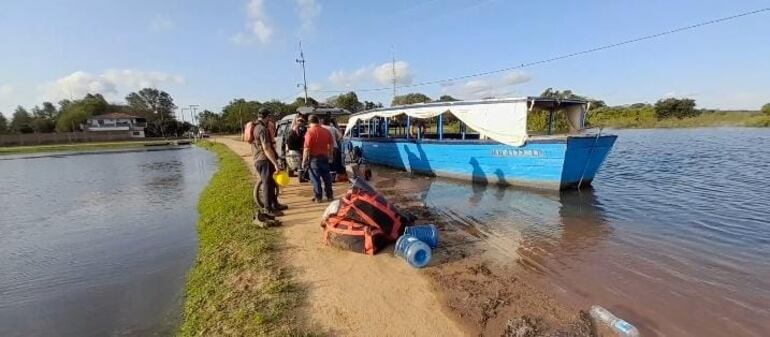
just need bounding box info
[1,0,768,119]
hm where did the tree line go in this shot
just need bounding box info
[0,88,192,137]
[3,88,767,135]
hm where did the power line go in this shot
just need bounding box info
[309,7,769,94]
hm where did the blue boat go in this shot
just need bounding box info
[342,97,616,190]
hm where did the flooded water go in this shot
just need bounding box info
[374,128,770,337]
[0,147,216,337]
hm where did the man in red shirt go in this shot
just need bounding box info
[303,114,334,202]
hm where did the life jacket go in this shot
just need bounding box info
[244,121,256,143]
[322,178,411,255]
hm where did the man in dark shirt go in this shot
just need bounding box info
[253,107,286,217]
[303,114,334,202]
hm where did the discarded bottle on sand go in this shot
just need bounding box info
[589,306,640,337]
[394,234,432,268]
[404,224,438,248]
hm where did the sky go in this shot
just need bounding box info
[1,0,769,120]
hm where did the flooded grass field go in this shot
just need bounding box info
[373,127,770,337]
[0,147,216,337]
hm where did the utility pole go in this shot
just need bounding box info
[179,107,188,123]
[189,104,199,126]
[296,41,309,106]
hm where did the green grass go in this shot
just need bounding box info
[0,140,170,155]
[586,107,770,129]
[178,141,313,337]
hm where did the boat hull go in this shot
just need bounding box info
[346,135,617,190]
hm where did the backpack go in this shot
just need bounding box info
[322,178,412,255]
[244,121,255,143]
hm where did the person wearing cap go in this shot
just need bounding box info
[253,107,287,217]
[303,114,334,202]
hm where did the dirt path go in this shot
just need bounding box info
[214,137,465,337]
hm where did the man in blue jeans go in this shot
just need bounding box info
[302,114,334,202]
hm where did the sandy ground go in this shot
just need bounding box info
[214,137,466,337]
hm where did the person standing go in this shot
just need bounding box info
[303,114,334,202]
[253,107,286,217]
[321,117,343,174]
[285,116,308,181]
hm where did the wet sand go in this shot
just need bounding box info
[371,171,598,337]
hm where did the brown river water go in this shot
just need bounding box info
[372,128,770,337]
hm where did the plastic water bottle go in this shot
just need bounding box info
[589,306,640,337]
[394,235,432,268]
[404,224,439,248]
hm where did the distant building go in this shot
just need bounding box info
[84,113,147,138]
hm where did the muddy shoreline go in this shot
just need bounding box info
[373,172,600,337]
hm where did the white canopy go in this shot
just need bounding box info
[344,98,531,147]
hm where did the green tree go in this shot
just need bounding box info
[40,102,59,120]
[292,97,318,108]
[762,103,770,115]
[30,104,56,133]
[198,110,223,133]
[363,101,383,110]
[221,99,262,133]
[0,113,8,134]
[654,98,698,119]
[125,89,178,136]
[10,106,33,133]
[539,88,606,108]
[125,88,177,122]
[438,95,459,102]
[55,94,110,132]
[326,91,363,112]
[392,93,432,106]
[261,99,294,119]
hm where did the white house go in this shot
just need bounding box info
[85,113,147,138]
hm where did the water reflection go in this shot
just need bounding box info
[0,147,216,337]
[372,167,610,267]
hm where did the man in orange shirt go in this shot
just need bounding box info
[303,114,334,202]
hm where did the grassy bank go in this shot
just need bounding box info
[179,141,308,337]
[586,106,770,129]
[0,140,174,155]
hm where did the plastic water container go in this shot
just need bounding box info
[394,235,432,268]
[589,306,640,337]
[404,224,439,248]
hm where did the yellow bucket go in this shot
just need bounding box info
[273,170,290,187]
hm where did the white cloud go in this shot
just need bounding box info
[0,84,13,96]
[328,66,373,88]
[231,0,273,45]
[43,69,185,102]
[502,71,532,86]
[294,0,321,32]
[149,15,175,32]
[327,61,414,90]
[373,61,413,86]
[442,71,532,99]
